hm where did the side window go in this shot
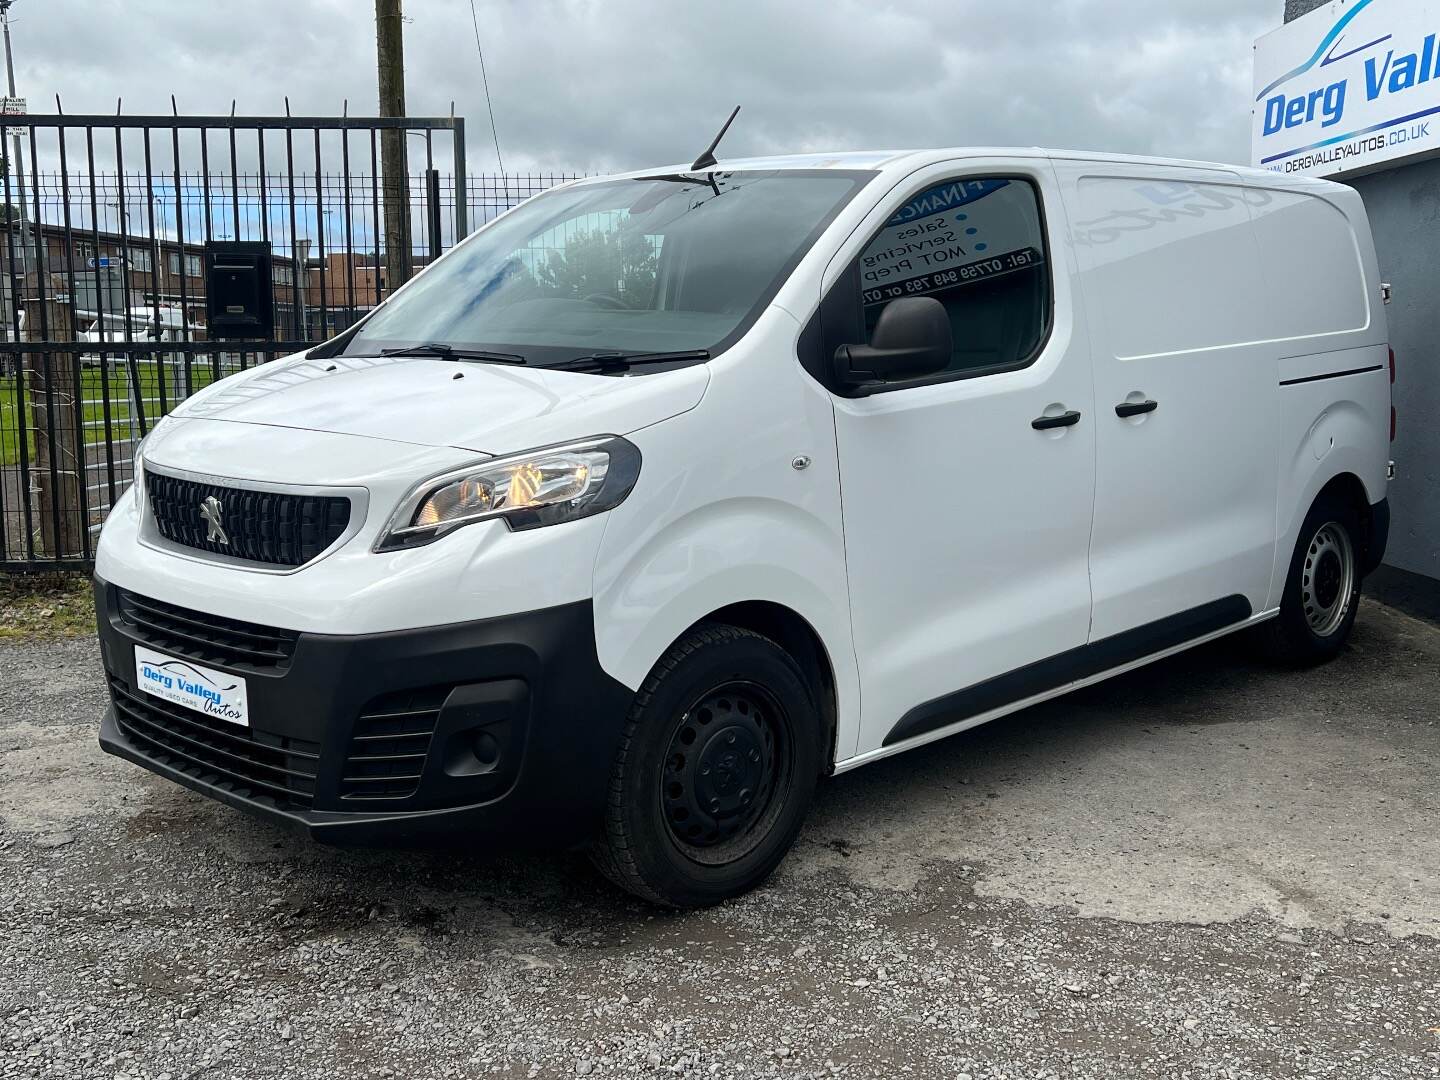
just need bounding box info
[858,177,1050,377]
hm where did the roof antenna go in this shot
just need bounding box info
[690,105,740,171]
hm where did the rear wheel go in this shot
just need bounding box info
[1254,492,1362,665]
[589,624,820,907]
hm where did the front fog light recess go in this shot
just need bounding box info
[377,436,641,550]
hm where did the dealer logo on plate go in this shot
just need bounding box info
[133,645,250,727]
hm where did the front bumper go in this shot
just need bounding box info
[95,577,634,848]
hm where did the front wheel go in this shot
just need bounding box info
[589,624,821,907]
[1254,492,1362,665]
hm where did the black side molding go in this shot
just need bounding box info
[1278,364,1384,387]
[882,595,1253,747]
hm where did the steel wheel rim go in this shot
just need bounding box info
[1302,521,1355,638]
[660,680,794,866]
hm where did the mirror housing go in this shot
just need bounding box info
[833,296,951,392]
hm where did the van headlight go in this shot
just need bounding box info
[375,436,641,551]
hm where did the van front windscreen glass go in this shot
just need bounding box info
[343,170,869,367]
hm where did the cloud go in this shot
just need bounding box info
[11,0,1273,174]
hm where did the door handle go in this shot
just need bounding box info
[1031,410,1082,430]
[1115,399,1158,418]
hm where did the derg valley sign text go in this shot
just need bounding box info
[1253,0,1440,177]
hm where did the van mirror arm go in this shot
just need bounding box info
[832,296,951,394]
[832,343,921,396]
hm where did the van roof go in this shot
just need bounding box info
[590,148,1335,189]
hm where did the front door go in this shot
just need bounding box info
[824,165,1097,757]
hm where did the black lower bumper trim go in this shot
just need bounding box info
[96,578,635,848]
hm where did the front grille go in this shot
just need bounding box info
[117,589,299,671]
[108,677,319,809]
[146,468,351,567]
[339,685,449,801]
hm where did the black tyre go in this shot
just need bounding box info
[1254,491,1362,666]
[589,624,821,907]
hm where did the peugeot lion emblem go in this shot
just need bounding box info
[199,495,229,546]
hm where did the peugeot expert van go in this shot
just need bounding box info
[95,149,1392,906]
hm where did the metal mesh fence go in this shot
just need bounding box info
[1,131,581,569]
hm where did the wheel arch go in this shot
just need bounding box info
[591,494,862,767]
[691,601,841,774]
[1313,471,1385,576]
[1272,456,1387,610]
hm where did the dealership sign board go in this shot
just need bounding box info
[1253,0,1440,177]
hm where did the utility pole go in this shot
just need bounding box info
[375,0,411,298]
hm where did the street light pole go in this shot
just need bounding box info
[0,2,25,219]
[0,0,28,345]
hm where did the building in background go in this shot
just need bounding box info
[0,221,394,346]
[1258,0,1440,616]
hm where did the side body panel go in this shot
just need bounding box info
[1054,161,1280,638]
[1241,175,1390,601]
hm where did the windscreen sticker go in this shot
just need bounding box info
[862,180,1044,306]
[862,247,1045,307]
[884,178,1012,226]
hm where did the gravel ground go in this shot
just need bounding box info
[2,599,1439,1080]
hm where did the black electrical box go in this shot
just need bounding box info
[205,241,274,340]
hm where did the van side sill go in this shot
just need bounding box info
[1277,364,1383,387]
[881,595,1253,747]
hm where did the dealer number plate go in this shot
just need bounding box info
[133,645,250,727]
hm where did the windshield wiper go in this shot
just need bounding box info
[376,342,527,364]
[554,349,711,373]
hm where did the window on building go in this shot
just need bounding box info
[168,253,182,276]
[186,254,202,278]
[856,176,1051,378]
[129,248,152,273]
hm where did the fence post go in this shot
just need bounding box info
[24,298,84,559]
[425,168,442,261]
[452,117,468,241]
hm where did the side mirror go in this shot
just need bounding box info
[833,296,951,392]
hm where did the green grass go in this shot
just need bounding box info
[0,572,96,640]
[0,381,24,467]
[1,363,228,468]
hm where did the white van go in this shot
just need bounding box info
[94,148,1393,906]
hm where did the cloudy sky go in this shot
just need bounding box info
[10,0,1278,174]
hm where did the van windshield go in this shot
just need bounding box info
[342,170,870,369]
